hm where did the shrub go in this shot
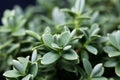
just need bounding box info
[0,0,120,80]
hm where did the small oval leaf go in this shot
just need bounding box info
[41,52,60,65]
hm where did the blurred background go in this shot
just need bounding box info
[0,0,35,24]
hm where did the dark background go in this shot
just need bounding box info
[0,1,36,79]
[0,0,36,24]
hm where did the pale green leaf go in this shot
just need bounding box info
[90,63,104,77]
[26,30,41,41]
[82,58,92,75]
[92,77,108,80]
[115,63,120,77]
[62,49,79,60]
[41,52,60,65]
[86,45,98,55]
[22,74,32,80]
[42,34,53,48]
[30,63,38,78]
[104,46,120,57]
[3,70,21,78]
[31,49,38,62]
[59,31,70,47]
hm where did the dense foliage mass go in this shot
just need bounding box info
[0,0,120,80]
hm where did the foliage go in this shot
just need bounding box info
[0,0,120,80]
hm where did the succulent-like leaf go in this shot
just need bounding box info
[30,63,38,78]
[41,52,60,65]
[59,31,70,47]
[62,49,79,60]
[74,0,85,14]
[104,46,120,57]
[31,49,38,62]
[82,58,92,75]
[42,34,53,48]
[90,63,104,77]
[22,74,32,80]
[26,30,41,41]
[85,45,98,55]
[115,63,120,77]
[3,70,21,78]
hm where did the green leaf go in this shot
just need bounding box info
[63,45,72,51]
[70,29,76,38]
[7,43,20,54]
[22,74,32,80]
[92,77,108,80]
[17,56,29,74]
[0,40,12,50]
[12,60,24,74]
[59,31,70,47]
[3,70,21,78]
[52,7,66,24]
[30,63,38,78]
[31,49,38,62]
[44,26,51,34]
[104,46,120,57]
[12,29,26,36]
[81,50,89,59]
[62,49,79,60]
[51,43,60,49]
[90,24,100,36]
[115,63,120,77]
[42,34,53,48]
[109,34,120,50]
[62,64,77,72]
[26,30,41,41]
[61,8,77,17]
[82,58,92,75]
[74,0,85,14]
[104,59,117,67]
[41,52,60,65]
[85,45,98,55]
[90,63,104,77]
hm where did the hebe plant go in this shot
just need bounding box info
[0,0,120,80]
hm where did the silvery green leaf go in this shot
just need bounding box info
[44,26,51,34]
[74,0,85,14]
[61,8,76,17]
[109,32,120,50]
[63,45,72,51]
[90,23,100,36]
[82,58,92,75]
[85,45,98,55]
[26,30,41,41]
[104,46,120,57]
[7,43,20,54]
[70,29,76,38]
[31,49,38,62]
[90,63,104,77]
[42,34,53,48]
[3,70,21,78]
[17,56,29,74]
[109,30,120,50]
[41,52,60,65]
[62,49,79,60]
[59,31,70,47]
[92,77,108,80]
[30,63,38,78]
[12,60,24,74]
[22,74,32,80]
[12,29,26,36]
[52,7,66,25]
[104,59,117,67]
[115,63,120,77]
